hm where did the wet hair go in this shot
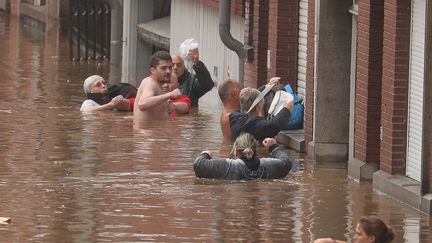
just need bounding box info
[239,87,262,112]
[232,133,257,160]
[150,50,172,68]
[218,79,240,103]
[358,216,394,243]
[83,75,103,94]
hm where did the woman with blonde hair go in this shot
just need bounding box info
[193,133,295,180]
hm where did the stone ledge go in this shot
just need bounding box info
[137,16,170,50]
[276,129,305,152]
[373,170,432,215]
[348,158,379,181]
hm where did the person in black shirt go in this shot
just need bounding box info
[229,87,293,142]
[171,48,214,107]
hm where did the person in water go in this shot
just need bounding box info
[193,133,295,180]
[229,87,293,142]
[167,73,191,117]
[313,216,395,243]
[171,47,214,107]
[218,79,241,142]
[80,75,132,112]
[134,51,182,121]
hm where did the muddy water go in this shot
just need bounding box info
[0,13,431,243]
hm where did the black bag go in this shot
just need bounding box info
[108,83,137,99]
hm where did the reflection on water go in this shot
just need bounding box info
[0,12,431,243]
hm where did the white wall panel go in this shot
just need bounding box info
[406,0,425,182]
[297,0,308,97]
[171,0,244,84]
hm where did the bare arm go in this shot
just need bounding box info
[81,102,114,112]
[173,102,189,114]
[111,95,131,111]
[81,95,128,112]
[137,81,181,111]
[313,238,346,243]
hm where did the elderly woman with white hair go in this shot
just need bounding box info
[80,75,132,112]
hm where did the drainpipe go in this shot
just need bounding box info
[219,0,244,87]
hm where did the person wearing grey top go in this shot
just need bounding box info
[193,133,296,180]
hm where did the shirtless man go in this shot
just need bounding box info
[218,79,241,142]
[133,51,182,121]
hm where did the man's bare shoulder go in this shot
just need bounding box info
[139,77,158,87]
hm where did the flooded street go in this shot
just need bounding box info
[0,13,431,243]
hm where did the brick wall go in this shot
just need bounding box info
[304,0,315,145]
[244,0,269,88]
[201,0,245,16]
[267,0,298,88]
[354,0,384,163]
[380,0,410,174]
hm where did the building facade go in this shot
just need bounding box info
[247,0,432,214]
[193,0,432,214]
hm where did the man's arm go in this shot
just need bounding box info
[172,96,191,114]
[80,100,114,112]
[80,96,129,112]
[188,49,214,98]
[251,109,291,140]
[137,81,181,111]
[192,61,214,97]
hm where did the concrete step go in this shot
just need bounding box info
[276,129,305,153]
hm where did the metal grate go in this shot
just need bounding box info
[69,0,111,62]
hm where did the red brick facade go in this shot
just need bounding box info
[242,0,431,214]
[212,0,431,195]
[354,0,384,163]
[242,0,299,88]
[201,0,245,16]
[267,0,299,89]
[380,0,411,174]
[244,0,268,88]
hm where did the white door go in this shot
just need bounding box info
[297,0,308,97]
[406,0,426,182]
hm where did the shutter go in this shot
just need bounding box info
[297,0,308,97]
[406,0,425,182]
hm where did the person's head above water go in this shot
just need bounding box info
[354,216,394,243]
[239,87,263,114]
[83,75,108,94]
[231,133,258,160]
[171,55,185,78]
[218,79,240,105]
[150,51,173,85]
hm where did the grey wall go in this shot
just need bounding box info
[315,1,352,144]
[122,0,154,86]
[109,0,123,67]
[136,0,154,85]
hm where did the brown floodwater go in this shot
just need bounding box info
[0,12,431,243]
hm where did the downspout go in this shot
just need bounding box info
[219,0,244,87]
